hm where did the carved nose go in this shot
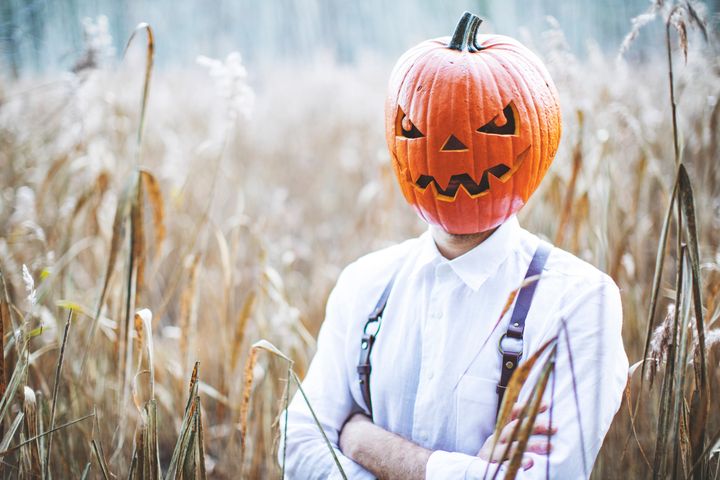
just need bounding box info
[441,134,468,151]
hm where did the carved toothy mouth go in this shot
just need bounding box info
[413,146,530,200]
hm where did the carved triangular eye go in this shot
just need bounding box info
[396,107,424,139]
[477,102,517,135]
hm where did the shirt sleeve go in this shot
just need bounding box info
[425,277,629,480]
[279,264,376,480]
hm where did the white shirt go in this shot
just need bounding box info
[282,217,628,479]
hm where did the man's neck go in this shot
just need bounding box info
[430,225,498,260]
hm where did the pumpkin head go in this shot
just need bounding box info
[385,12,561,234]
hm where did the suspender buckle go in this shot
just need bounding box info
[357,275,398,418]
[364,318,382,336]
[495,241,552,416]
[497,331,524,356]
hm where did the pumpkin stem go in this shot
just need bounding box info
[448,12,474,51]
[448,12,484,51]
[467,16,484,52]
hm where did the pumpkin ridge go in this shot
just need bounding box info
[487,51,525,223]
[474,34,526,52]
[474,52,503,227]
[487,50,545,202]
[404,48,441,137]
[386,52,417,166]
[387,44,438,138]
[391,47,437,206]
[420,50,448,229]
[402,54,431,212]
[512,51,557,199]
[389,47,429,128]
[510,59,541,207]
[467,53,489,229]
[463,53,480,231]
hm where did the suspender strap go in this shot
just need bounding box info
[496,241,552,414]
[357,241,552,419]
[357,275,396,418]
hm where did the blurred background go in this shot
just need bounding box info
[3,0,719,75]
[0,1,719,479]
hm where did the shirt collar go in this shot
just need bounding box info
[415,230,441,267]
[418,216,522,291]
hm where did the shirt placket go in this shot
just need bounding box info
[412,262,451,447]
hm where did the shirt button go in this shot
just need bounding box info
[427,371,434,380]
[430,309,441,319]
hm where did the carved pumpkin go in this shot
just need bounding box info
[385,12,562,234]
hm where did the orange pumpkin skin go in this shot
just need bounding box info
[385,13,561,234]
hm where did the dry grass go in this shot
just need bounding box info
[0,8,719,479]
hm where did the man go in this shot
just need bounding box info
[282,12,628,479]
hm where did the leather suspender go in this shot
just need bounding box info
[357,275,396,418]
[357,241,552,419]
[496,241,552,413]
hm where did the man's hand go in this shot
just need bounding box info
[476,404,556,471]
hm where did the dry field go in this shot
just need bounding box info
[0,7,719,480]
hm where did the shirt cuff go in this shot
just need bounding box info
[426,450,493,479]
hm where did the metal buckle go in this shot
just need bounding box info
[497,333,523,356]
[364,319,381,336]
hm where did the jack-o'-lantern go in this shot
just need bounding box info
[385,12,562,234]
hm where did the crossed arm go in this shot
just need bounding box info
[338,406,553,480]
[338,413,432,480]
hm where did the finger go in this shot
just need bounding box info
[499,419,520,443]
[500,453,534,471]
[526,441,552,455]
[501,417,556,444]
[505,441,521,462]
[498,442,536,470]
[531,422,558,436]
[491,440,519,463]
[510,402,549,421]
